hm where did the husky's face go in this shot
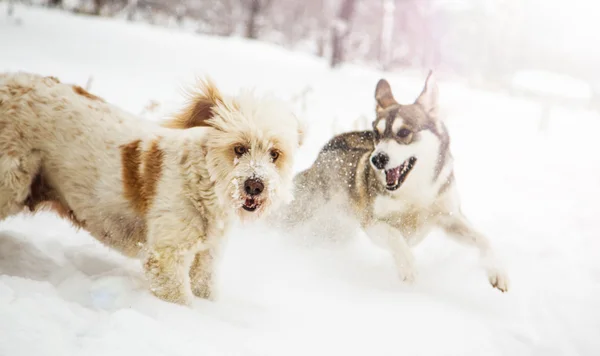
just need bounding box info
[369,72,444,192]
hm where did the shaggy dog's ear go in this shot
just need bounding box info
[163,78,224,129]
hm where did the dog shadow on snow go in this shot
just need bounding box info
[0,230,149,309]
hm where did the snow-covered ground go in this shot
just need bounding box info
[1,5,600,356]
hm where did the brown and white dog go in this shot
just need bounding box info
[0,72,303,305]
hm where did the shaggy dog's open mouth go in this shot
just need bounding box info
[242,197,262,212]
[385,157,417,191]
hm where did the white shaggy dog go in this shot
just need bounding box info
[0,72,303,305]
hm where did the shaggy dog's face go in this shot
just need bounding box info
[204,107,300,220]
[165,80,303,220]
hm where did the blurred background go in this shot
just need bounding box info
[4,0,599,112]
[1,2,600,355]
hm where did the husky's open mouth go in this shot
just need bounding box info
[242,197,261,212]
[385,157,417,191]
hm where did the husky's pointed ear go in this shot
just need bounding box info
[162,77,223,129]
[415,70,439,116]
[375,79,398,112]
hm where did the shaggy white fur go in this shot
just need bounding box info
[0,72,303,305]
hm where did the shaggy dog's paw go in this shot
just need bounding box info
[192,282,217,301]
[488,269,509,292]
[150,287,192,306]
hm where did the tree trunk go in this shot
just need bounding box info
[92,0,103,16]
[245,0,261,39]
[48,0,62,8]
[126,0,138,21]
[330,0,356,68]
[7,0,14,17]
[317,34,326,57]
[379,0,395,68]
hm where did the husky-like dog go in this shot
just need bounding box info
[0,72,304,305]
[280,72,508,292]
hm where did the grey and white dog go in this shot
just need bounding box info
[278,72,508,292]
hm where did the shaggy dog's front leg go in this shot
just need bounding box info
[143,242,196,305]
[143,217,202,305]
[189,248,218,300]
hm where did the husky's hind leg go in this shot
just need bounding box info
[437,213,509,292]
[0,151,42,220]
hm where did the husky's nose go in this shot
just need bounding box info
[244,178,264,196]
[371,152,389,170]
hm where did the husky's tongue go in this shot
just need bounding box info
[244,198,257,209]
[385,166,401,186]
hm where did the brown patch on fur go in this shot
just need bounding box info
[19,87,33,96]
[25,170,85,228]
[73,85,105,102]
[162,78,224,129]
[121,140,143,212]
[120,139,164,215]
[179,149,189,165]
[143,140,164,210]
[46,76,60,84]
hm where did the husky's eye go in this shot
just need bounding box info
[234,145,248,156]
[270,150,280,162]
[373,129,381,140]
[397,128,412,138]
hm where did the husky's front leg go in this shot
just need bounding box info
[365,221,416,283]
[437,213,509,292]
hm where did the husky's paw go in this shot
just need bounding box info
[397,265,416,285]
[488,270,509,292]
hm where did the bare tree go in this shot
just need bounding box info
[92,0,104,15]
[191,0,244,36]
[48,0,63,8]
[245,0,272,39]
[379,0,395,67]
[330,0,356,67]
[7,0,14,17]
[125,0,138,21]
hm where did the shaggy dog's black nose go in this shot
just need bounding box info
[371,152,389,170]
[244,178,264,196]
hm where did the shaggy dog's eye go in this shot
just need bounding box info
[270,150,280,162]
[234,145,248,156]
[397,128,412,138]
